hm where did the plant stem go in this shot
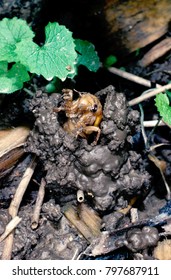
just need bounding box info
[1,155,37,260]
[31,178,46,229]
[108,66,161,88]
[128,84,171,106]
[0,216,22,243]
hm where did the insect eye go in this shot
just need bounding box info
[91,104,98,112]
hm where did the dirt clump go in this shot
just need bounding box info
[26,85,150,211]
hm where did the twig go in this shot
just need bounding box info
[108,66,161,88]
[130,208,139,223]
[0,216,22,243]
[149,143,171,152]
[23,88,34,96]
[31,178,46,229]
[119,197,137,215]
[71,248,80,260]
[1,155,37,260]
[8,155,37,218]
[77,190,84,203]
[108,67,171,106]
[139,103,147,147]
[160,170,171,200]
[143,120,166,127]
[148,154,171,200]
[128,84,171,106]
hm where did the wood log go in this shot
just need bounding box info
[83,0,171,55]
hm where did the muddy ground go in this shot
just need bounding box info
[0,0,171,260]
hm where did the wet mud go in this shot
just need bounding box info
[26,86,150,211]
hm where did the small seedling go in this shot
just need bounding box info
[0,17,101,94]
[104,55,117,68]
[155,92,171,126]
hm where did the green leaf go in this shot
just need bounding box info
[0,17,34,62]
[0,62,30,94]
[166,90,171,102]
[135,48,140,57]
[0,61,8,75]
[15,22,77,80]
[45,77,62,93]
[75,39,101,72]
[104,55,117,67]
[155,93,171,125]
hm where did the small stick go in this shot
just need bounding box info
[0,216,22,243]
[143,120,166,127]
[1,155,37,260]
[108,66,161,88]
[31,178,46,229]
[8,155,37,218]
[71,248,80,260]
[128,83,171,106]
[77,190,84,203]
[149,143,171,152]
[139,103,147,147]
[130,208,139,223]
[119,197,137,215]
[148,154,171,200]
[108,67,171,106]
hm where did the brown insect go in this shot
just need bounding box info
[54,89,103,145]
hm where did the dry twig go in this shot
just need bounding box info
[77,190,84,203]
[130,208,139,224]
[148,154,171,200]
[108,67,171,106]
[108,66,161,88]
[1,155,37,260]
[0,216,22,243]
[128,84,171,106]
[31,178,46,229]
[119,197,137,215]
[143,120,166,127]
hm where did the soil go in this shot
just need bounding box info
[0,0,171,260]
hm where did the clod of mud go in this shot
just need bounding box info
[125,226,159,252]
[0,201,87,260]
[26,85,150,211]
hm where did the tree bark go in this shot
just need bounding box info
[103,0,171,53]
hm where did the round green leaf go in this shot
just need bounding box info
[0,17,34,62]
[16,22,77,80]
[75,39,101,72]
[0,62,30,94]
[155,93,171,125]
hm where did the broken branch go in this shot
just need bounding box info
[0,216,22,243]
[108,66,161,88]
[128,83,171,106]
[1,155,37,260]
[31,178,46,229]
